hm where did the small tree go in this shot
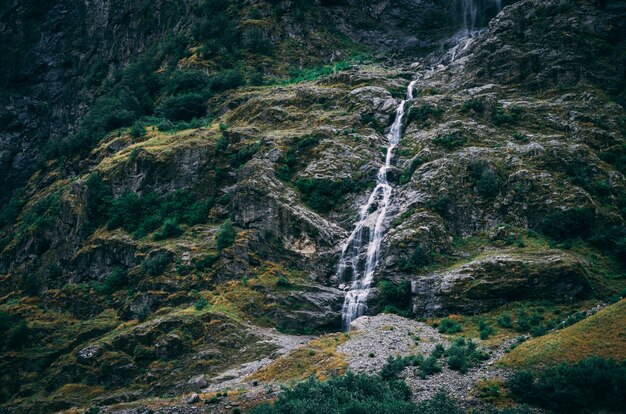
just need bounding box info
[216,219,235,250]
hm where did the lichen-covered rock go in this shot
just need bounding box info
[411,251,592,316]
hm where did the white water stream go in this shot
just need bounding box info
[338,0,503,330]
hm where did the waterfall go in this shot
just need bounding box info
[339,79,417,330]
[337,0,505,331]
[446,0,504,64]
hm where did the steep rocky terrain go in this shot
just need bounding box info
[0,0,625,413]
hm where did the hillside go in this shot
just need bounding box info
[0,0,625,413]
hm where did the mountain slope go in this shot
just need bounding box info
[0,0,625,413]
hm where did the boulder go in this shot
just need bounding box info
[412,251,591,316]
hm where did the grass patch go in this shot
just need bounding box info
[248,334,348,383]
[501,299,626,367]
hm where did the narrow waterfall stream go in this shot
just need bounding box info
[338,0,504,331]
[339,79,418,330]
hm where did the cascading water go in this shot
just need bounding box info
[446,0,504,63]
[337,0,505,331]
[339,79,418,330]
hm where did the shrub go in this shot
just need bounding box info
[209,69,244,92]
[195,298,208,310]
[539,207,595,241]
[130,122,146,138]
[215,135,228,153]
[399,245,433,273]
[230,142,260,168]
[407,104,444,126]
[140,254,170,276]
[507,357,626,412]
[0,189,25,229]
[478,320,496,340]
[432,132,466,150]
[399,157,422,185]
[492,105,522,126]
[5,320,29,350]
[157,93,206,121]
[133,344,155,360]
[165,69,211,95]
[276,276,292,288]
[295,178,359,213]
[153,218,183,241]
[101,188,213,238]
[445,339,488,374]
[378,280,412,316]
[467,161,502,199]
[460,98,484,114]
[216,219,235,250]
[437,318,462,334]
[516,309,531,333]
[497,313,513,329]
[250,372,420,414]
[96,267,128,295]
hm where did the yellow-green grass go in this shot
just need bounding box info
[248,333,349,384]
[501,298,626,367]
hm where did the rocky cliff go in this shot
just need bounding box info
[0,0,624,413]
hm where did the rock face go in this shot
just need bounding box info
[0,0,625,412]
[412,252,592,316]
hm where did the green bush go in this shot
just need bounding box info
[5,320,29,350]
[195,298,208,310]
[133,344,155,360]
[230,142,260,168]
[130,122,146,138]
[399,245,433,273]
[215,135,228,153]
[507,357,626,412]
[497,313,513,329]
[492,105,522,126]
[165,69,211,95]
[251,372,417,414]
[216,219,235,250]
[157,92,206,121]
[274,136,321,182]
[437,318,462,334]
[399,157,422,185]
[378,280,412,316]
[478,320,496,340]
[432,132,467,150]
[516,309,531,333]
[276,276,292,288]
[460,98,484,114]
[153,218,183,241]
[445,338,489,374]
[539,207,595,241]
[87,182,213,238]
[295,178,359,213]
[467,161,502,199]
[407,104,443,126]
[95,267,128,295]
[0,189,25,229]
[140,254,171,276]
[243,26,274,55]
